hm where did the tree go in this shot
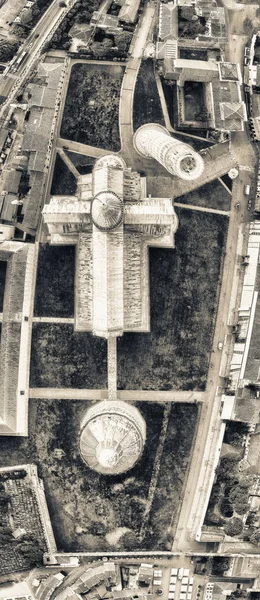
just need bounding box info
[224,517,243,537]
[249,529,260,546]
[212,557,231,575]
[121,531,140,550]
[0,41,19,62]
[235,501,249,515]
[243,18,253,35]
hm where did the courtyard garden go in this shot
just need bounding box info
[183,81,207,123]
[51,153,77,196]
[0,260,7,311]
[133,59,165,131]
[117,208,228,391]
[175,178,231,212]
[34,244,75,318]
[30,324,107,389]
[61,63,125,151]
[0,399,198,551]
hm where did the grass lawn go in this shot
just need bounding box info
[0,400,197,551]
[51,153,77,196]
[61,64,125,151]
[30,324,107,389]
[0,260,7,311]
[66,151,95,175]
[133,59,165,132]
[176,179,231,212]
[31,323,107,388]
[117,208,228,391]
[34,244,75,318]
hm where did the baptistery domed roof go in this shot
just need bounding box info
[80,400,146,475]
[91,191,123,231]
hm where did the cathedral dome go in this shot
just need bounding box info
[91,191,123,231]
[80,400,146,475]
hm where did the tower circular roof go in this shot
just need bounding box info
[91,191,123,231]
[80,400,146,475]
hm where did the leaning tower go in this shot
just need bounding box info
[134,123,204,180]
[80,401,146,475]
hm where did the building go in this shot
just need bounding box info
[0,464,56,575]
[134,123,204,179]
[168,58,246,132]
[17,54,67,233]
[43,154,179,338]
[118,0,141,23]
[0,241,37,436]
[80,400,146,474]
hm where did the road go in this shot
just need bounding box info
[172,2,257,552]
[0,0,78,120]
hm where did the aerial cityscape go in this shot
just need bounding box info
[0,0,259,598]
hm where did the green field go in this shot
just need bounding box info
[0,400,198,551]
[51,153,77,196]
[30,324,107,389]
[176,179,231,212]
[117,208,228,390]
[34,244,75,318]
[61,63,125,151]
[133,59,165,131]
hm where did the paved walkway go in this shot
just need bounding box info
[32,316,74,323]
[139,403,171,541]
[218,176,232,196]
[57,147,80,179]
[108,335,117,400]
[174,202,230,216]
[173,142,238,199]
[57,138,109,157]
[29,389,205,402]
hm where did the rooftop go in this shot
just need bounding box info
[219,62,241,82]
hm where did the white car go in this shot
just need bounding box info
[170,577,177,584]
[218,341,223,350]
[171,569,178,576]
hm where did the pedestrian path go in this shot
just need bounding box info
[29,388,205,402]
[32,316,74,324]
[174,202,230,216]
[57,138,109,158]
[57,147,80,179]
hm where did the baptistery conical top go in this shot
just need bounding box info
[80,400,146,475]
[91,191,123,231]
